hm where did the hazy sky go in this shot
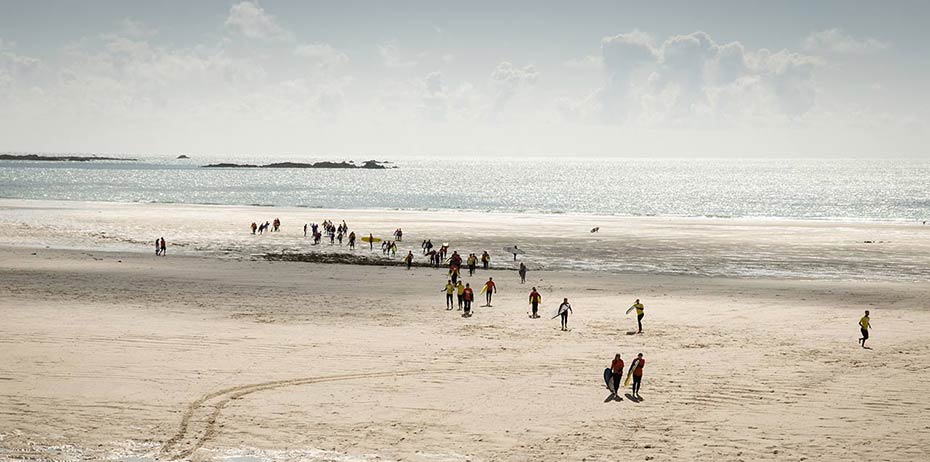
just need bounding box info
[0,1,927,158]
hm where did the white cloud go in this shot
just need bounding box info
[489,61,538,108]
[294,43,349,68]
[563,54,603,70]
[587,29,823,124]
[225,1,292,42]
[803,29,888,54]
[378,42,419,68]
[117,18,158,38]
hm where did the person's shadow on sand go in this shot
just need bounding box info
[625,393,644,403]
[604,393,623,403]
[625,330,637,335]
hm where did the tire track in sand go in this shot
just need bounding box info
[159,369,441,461]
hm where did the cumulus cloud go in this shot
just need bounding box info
[378,42,419,68]
[803,29,888,54]
[489,61,538,109]
[225,1,292,41]
[563,54,603,70]
[294,42,349,68]
[579,29,822,124]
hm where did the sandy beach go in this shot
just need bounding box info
[2,199,930,461]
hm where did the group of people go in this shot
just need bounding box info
[303,220,349,245]
[153,237,166,256]
[608,353,646,400]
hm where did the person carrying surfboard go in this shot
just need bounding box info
[555,298,572,331]
[481,251,490,270]
[859,310,871,348]
[462,283,474,317]
[511,245,520,261]
[442,280,455,310]
[610,353,625,395]
[528,287,541,318]
[482,277,497,307]
[626,299,645,334]
[368,233,375,250]
[626,353,645,399]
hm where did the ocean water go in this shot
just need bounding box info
[1,157,930,221]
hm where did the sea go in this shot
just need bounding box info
[2,156,930,221]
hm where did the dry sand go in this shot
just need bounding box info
[2,200,930,462]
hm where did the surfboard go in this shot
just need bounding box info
[361,236,381,243]
[503,246,525,255]
[603,368,614,393]
[480,284,489,294]
[625,305,636,315]
[624,359,640,387]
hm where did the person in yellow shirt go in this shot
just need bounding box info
[456,281,465,310]
[442,280,455,310]
[632,299,645,334]
[859,310,871,348]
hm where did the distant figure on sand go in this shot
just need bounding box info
[482,277,497,306]
[467,253,477,276]
[368,233,374,250]
[154,238,160,256]
[610,354,624,395]
[511,245,520,261]
[627,353,645,399]
[481,251,490,270]
[456,280,465,309]
[443,280,455,310]
[251,222,257,234]
[405,251,414,270]
[462,283,474,317]
[859,310,871,348]
[528,287,541,318]
[591,227,600,233]
[518,262,527,284]
[348,232,356,249]
[159,237,166,256]
[556,298,572,331]
[630,299,645,333]
[303,223,307,237]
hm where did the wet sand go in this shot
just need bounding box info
[2,200,930,461]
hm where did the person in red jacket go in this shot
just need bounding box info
[462,283,474,317]
[482,277,497,307]
[610,353,624,395]
[627,353,645,399]
[528,287,541,318]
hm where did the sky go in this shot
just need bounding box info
[0,0,927,158]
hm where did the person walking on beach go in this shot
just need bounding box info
[405,251,414,270]
[450,265,460,285]
[462,283,474,317]
[348,232,356,249]
[155,238,161,256]
[859,310,872,348]
[556,298,572,331]
[467,253,477,276]
[629,299,645,334]
[610,353,625,395]
[303,223,307,237]
[528,287,541,318]
[159,237,166,256]
[443,280,455,310]
[369,233,375,250]
[481,251,490,270]
[251,222,257,235]
[627,353,645,399]
[482,277,497,307]
[518,262,527,284]
[456,280,465,310]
